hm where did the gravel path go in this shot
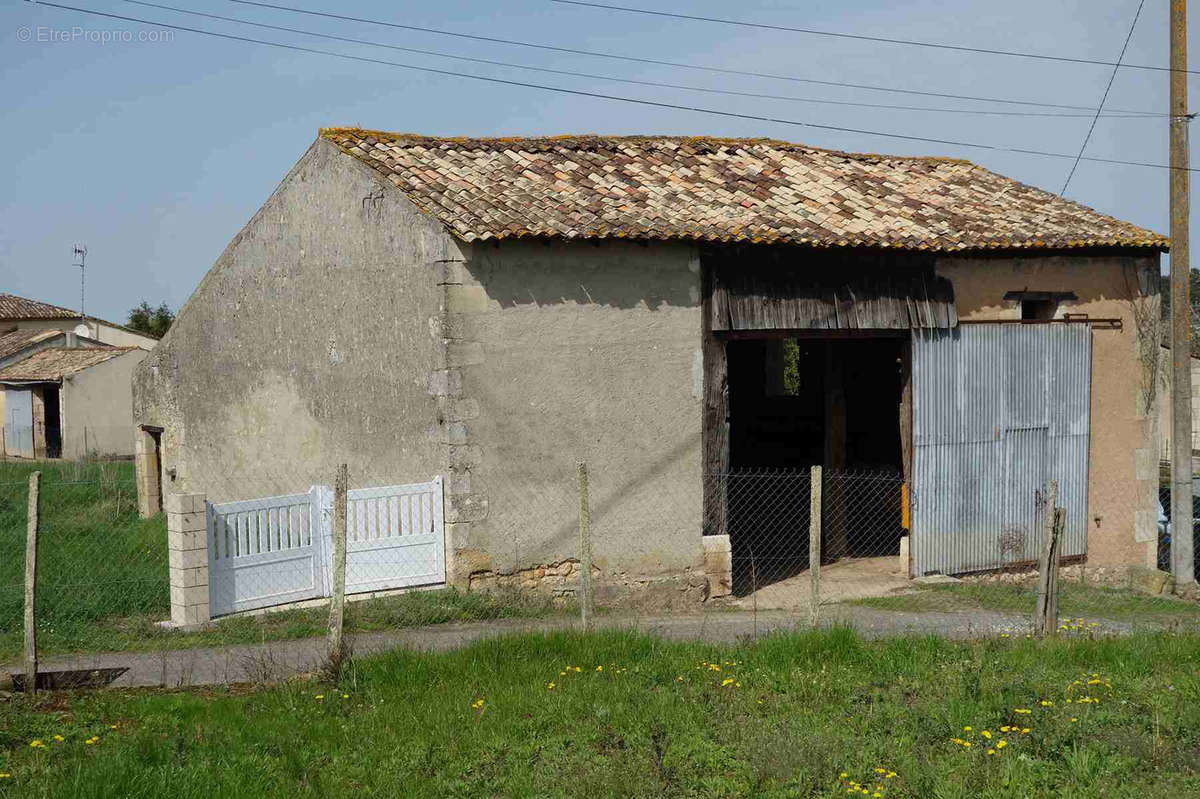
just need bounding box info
[6,605,1129,689]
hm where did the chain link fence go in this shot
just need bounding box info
[4,444,1200,690]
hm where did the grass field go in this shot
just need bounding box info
[855,581,1200,628]
[0,461,166,659]
[0,461,559,661]
[1,628,1199,797]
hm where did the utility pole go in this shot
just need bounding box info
[1170,0,1195,586]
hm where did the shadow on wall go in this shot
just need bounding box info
[469,241,699,310]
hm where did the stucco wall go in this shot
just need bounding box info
[441,239,706,602]
[61,348,148,457]
[132,138,458,503]
[936,253,1161,568]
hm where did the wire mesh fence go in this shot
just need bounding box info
[3,453,1200,690]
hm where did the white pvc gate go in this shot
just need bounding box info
[207,477,445,617]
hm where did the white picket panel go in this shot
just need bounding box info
[207,488,327,616]
[207,477,446,617]
[336,478,446,595]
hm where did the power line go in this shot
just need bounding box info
[122,0,1158,120]
[30,1,1200,174]
[1061,0,1147,195]
[552,0,1200,76]
[226,0,1162,116]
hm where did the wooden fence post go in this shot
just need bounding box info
[578,461,592,631]
[809,465,822,627]
[327,464,349,660]
[24,471,41,694]
[1035,480,1060,636]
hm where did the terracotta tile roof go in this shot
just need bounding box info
[0,329,62,361]
[0,293,80,320]
[0,347,136,382]
[321,129,1167,252]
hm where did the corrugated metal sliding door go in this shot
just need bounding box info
[911,323,1091,576]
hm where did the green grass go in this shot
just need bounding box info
[0,461,558,661]
[0,461,166,660]
[853,581,1200,627]
[2,629,1199,797]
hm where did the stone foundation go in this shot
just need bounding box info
[468,558,710,610]
[959,563,1184,596]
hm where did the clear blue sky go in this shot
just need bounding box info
[1,0,1196,323]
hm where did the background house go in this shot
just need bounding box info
[0,292,159,349]
[133,130,1165,609]
[1,292,157,459]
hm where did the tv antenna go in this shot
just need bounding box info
[72,244,87,328]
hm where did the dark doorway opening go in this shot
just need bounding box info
[724,336,908,594]
[149,429,164,505]
[43,386,62,459]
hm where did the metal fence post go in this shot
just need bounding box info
[578,460,592,631]
[809,464,822,628]
[1035,480,1060,635]
[24,471,41,694]
[327,464,349,659]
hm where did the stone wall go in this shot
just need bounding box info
[132,137,456,504]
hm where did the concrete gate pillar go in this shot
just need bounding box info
[166,493,210,626]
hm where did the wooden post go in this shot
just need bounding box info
[327,464,348,659]
[24,471,41,694]
[1035,480,1060,636]
[1046,507,1065,630]
[578,461,592,631]
[1170,0,1196,587]
[823,345,847,559]
[809,465,822,627]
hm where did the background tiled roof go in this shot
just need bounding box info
[0,293,79,320]
[321,129,1167,252]
[0,347,135,382]
[0,329,61,361]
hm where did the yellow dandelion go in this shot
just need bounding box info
[29,740,44,749]
[471,698,485,709]
[981,730,992,739]
[560,671,566,676]
[886,772,896,778]
[596,666,603,672]
[874,768,887,774]
[1020,728,1031,734]
[314,695,324,701]
[1071,717,1078,723]
[53,735,64,742]
[1014,708,1032,714]
[963,726,972,732]
[342,694,349,699]
[996,740,1007,749]
[0,772,10,778]
[109,725,118,730]
[547,682,556,690]
[839,772,848,779]
[721,677,735,687]
[1039,700,1053,707]
[986,749,996,756]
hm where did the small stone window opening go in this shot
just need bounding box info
[1021,299,1058,320]
[1004,290,1077,322]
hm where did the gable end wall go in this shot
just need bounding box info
[133,138,462,505]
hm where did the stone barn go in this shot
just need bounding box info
[133,129,1165,611]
